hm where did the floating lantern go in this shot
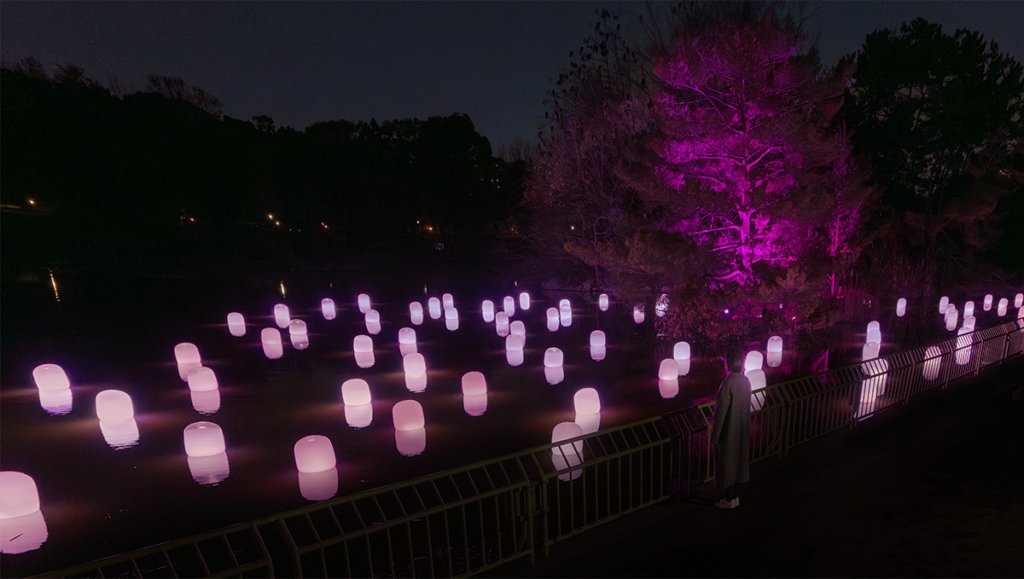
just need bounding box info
[395,427,426,457]
[544,366,564,385]
[963,316,976,330]
[673,342,691,362]
[100,417,139,449]
[443,293,454,310]
[482,300,495,323]
[344,403,373,428]
[341,379,371,405]
[964,301,975,318]
[896,298,907,317]
[678,358,691,376]
[862,342,880,361]
[575,412,600,435]
[590,330,606,348]
[504,296,515,316]
[997,298,1008,317]
[599,294,609,311]
[291,334,309,350]
[95,390,134,422]
[38,388,72,415]
[189,452,230,486]
[922,346,941,381]
[866,327,882,346]
[289,319,307,336]
[393,400,425,431]
[174,343,202,380]
[747,369,766,391]
[744,351,763,373]
[463,394,488,417]
[658,359,679,381]
[462,371,487,395]
[520,292,530,310]
[983,294,993,311]
[559,299,570,310]
[659,379,679,399]
[945,308,959,331]
[293,435,336,473]
[403,352,426,377]
[445,316,459,331]
[365,309,381,334]
[559,305,572,327]
[767,337,783,368]
[574,388,601,414]
[633,306,644,324]
[655,294,669,318]
[357,294,371,314]
[261,328,283,360]
[190,389,220,415]
[354,351,374,369]
[321,298,336,320]
[409,302,424,325]
[867,321,880,334]
[495,312,510,336]
[546,307,559,332]
[227,313,246,337]
[510,320,526,337]
[445,307,459,330]
[353,335,373,354]
[544,347,563,367]
[939,296,950,314]
[32,364,69,391]
[405,373,426,392]
[0,508,47,554]
[506,334,524,352]
[428,298,442,319]
[507,349,525,366]
[1015,293,1023,308]
[298,468,338,501]
[186,367,218,393]
[183,422,226,457]
[590,345,606,362]
[274,304,290,329]
[398,327,417,355]
[955,327,973,365]
[0,472,41,519]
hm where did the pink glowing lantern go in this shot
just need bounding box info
[507,348,525,366]
[353,335,373,353]
[599,293,609,311]
[896,298,907,317]
[939,296,950,314]
[293,435,336,473]
[341,379,371,406]
[747,369,766,392]
[100,417,139,449]
[633,306,644,324]
[398,327,417,355]
[866,327,882,346]
[461,371,487,396]
[227,313,246,337]
[660,378,681,400]
[678,358,691,376]
[95,390,133,422]
[495,312,510,336]
[183,421,226,457]
[1019,305,1024,319]
[544,366,565,385]
[552,422,584,453]
[1015,293,1023,308]
[444,307,459,331]
[520,292,530,310]
[321,298,336,320]
[546,307,559,324]
[274,304,290,328]
[357,293,371,314]
[428,298,442,319]
[506,334,524,352]
[289,319,307,336]
[673,342,691,362]
[559,302,572,327]
[463,394,488,417]
[547,317,560,332]
[482,300,495,323]
[409,302,424,325]
[964,301,975,318]
[575,412,600,435]
[174,342,201,366]
[658,359,679,381]
[365,309,381,334]
[983,294,993,311]
[744,351,763,373]
[403,352,426,376]
[32,364,69,391]
[443,293,454,310]
[767,336,783,368]
[945,308,958,331]
[261,328,283,359]
[0,508,47,554]
[393,400,425,431]
[997,298,1008,317]
[510,320,525,337]
[922,346,941,381]
[574,388,600,414]
[0,472,40,519]
[544,348,563,368]
[590,345,606,362]
[590,330,606,348]
[504,296,515,316]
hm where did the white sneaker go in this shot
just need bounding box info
[715,498,737,509]
[730,497,740,508]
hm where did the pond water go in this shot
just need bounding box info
[1,268,1018,576]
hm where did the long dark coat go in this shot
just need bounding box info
[710,371,751,489]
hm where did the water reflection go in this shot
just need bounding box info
[766,350,783,368]
[552,422,584,481]
[506,349,524,366]
[99,418,140,449]
[395,427,426,457]
[298,468,338,501]
[405,373,427,393]
[188,452,230,485]
[177,361,202,381]
[38,388,73,415]
[544,366,564,385]
[463,393,488,417]
[574,412,600,434]
[677,358,691,377]
[290,334,309,350]
[190,389,221,415]
[344,403,373,428]
[658,379,678,399]
[547,317,560,332]
[354,351,375,369]
[262,342,284,360]
[590,345,606,362]
[0,510,47,554]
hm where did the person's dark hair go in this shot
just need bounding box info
[727,347,745,373]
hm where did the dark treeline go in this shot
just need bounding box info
[0,62,526,278]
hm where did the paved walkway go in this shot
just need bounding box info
[485,359,1024,578]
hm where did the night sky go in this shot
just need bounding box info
[3,1,1023,149]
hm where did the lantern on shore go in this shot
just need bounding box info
[357,294,371,314]
[658,359,679,381]
[274,304,290,328]
[599,294,609,311]
[482,300,495,323]
[409,302,424,325]
[321,299,336,320]
[896,298,907,317]
[227,313,246,336]
[293,435,335,473]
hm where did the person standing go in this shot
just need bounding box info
[710,347,751,509]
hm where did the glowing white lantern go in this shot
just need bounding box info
[658,359,679,381]
[321,298,336,320]
[463,394,488,417]
[507,349,525,366]
[678,358,691,377]
[443,293,454,310]
[673,342,691,362]
[0,508,47,554]
[32,364,69,391]
[227,313,246,337]
[510,320,526,337]
[922,346,941,381]
[403,352,426,377]
[293,435,336,473]
[747,369,766,392]
[190,389,220,415]
[560,303,572,327]
[0,472,41,519]
[939,296,950,314]
[599,294,609,311]
[655,293,669,318]
[963,315,976,330]
[344,403,372,428]
[658,379,679,399]
[445,306,458,321]
[393,400,425,431]
[866,327,882,346]
[544,348,563,367]
[261,328,283,360]
[504,296,515,316]
[590,345,606,362]
[409,302,424,325]
[289,319,307,336]
[506,334,524,352]
[1015,293,1023,308]
[39,388,73,415]
[462,371,487,396]
[395,427,426,457]
[744,351,763,372]
[365,309,381,334]
[551,422,584,481]
[544,366,564,385]
[183,421,226,457]
[274,304,290,328]
[189,452,230,486]
[1019,305,1024,319]
[341,379,371,405]
[174,343,201,366]
[445,316,459,331]
[100,418,139,449]
[945,308,959,331]
[428,298,442,319]
[546,307,559,329]
[184,367,217,393]
[547,317,560,332]
[357,293,371,314]
[495,312,510,336]
[398,327,417,355]
[633,306,644,324]
[95,390,134,422]
[590,330,606,348]
[997,298,1008,317]
[559,298,571,310]
[955,327,973,365]
[896,298,907,317]
[298,468,338,501]
[983,294,993,311]
[964,301,975,318]
[482,300,495,322]
[574,388,601,414]
[353,335,373,354]
[520,292,530,310]
[291,333,310,350]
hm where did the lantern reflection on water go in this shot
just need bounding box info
[299,468,339,501]
[658,379,679,399]
[0,472,47,554]
[365,310,382,335]
[922,346,942,381]
[398,327,417,356]
[551,422,584,481]
[190,389,221,415]
[188,452,230,486]
[504,296,515,316]
[463,394,488,417]
[544,366,564,385]
[658,359,679,381]
[495,312,510,337]
[186,367,218,392]
[445,307,459,331]
[591,331,606,348]
[428,298,442,320]
[520,292,530,310]
[39,388,73,415]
